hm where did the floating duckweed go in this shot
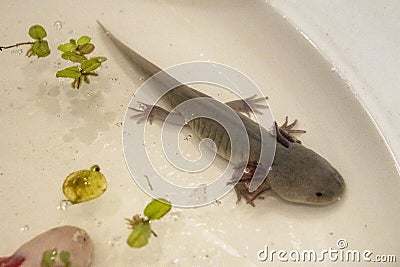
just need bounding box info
[62,165,107,204]
[126,218,152,248]
[126,199,172,248]
[143,198,171,220]
[41,249,72,267]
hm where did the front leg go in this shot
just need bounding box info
[234,182,271,207]
[276,116,306,146]
[228,161,270,206]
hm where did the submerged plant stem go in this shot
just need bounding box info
[0,41,35,51]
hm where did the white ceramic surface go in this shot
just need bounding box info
[268,0,400,173]
[1,1,399,266]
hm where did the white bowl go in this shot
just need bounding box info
[0,1,398,266]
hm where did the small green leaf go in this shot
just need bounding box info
[61,51,77,60]
[69,39,76,45]
[92,56,107,63]
[81,59,101,72]
[32,40,50,57]
[41,248,57,267]
[77,36,91,45]
[69,54,87,63]
[127,221,152,248]
[144,198,171,220]
[61,51,87,63]
[58,43,77,52]
[56,66,81,79]
[59,250,71,264]
[79,43,95,54]
[29,25,47,40]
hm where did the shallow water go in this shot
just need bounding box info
[0,1,399,266]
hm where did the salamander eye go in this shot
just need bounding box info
[315,192,323,197]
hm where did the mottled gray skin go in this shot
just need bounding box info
[270,143,344,205]
[98,22,345,206]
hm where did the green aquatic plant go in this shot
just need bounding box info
[41,249,73,267]
[0,24,50,57]
[1,25,107,89]
[62,165,107,204]
[126,198,172,248]
[56,36,107,89]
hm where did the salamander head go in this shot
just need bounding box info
[269,143,345,205]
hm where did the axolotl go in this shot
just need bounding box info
[98,22,345,206]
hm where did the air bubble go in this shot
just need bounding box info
[108,236,122,247]
[20,225,29,231]
[53,21,64,30]
[11,49,23,55]
[57,199,72,211]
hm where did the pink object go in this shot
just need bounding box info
[0,225,93,267]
